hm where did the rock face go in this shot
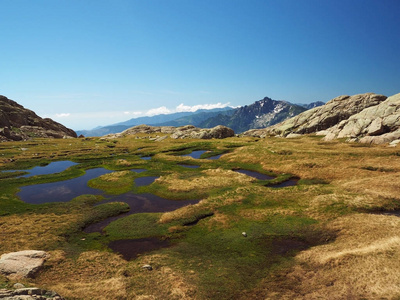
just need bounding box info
[0,250,48,278]
[0,96,77,142]
[199,97,307,133]
[104,125,235,140]
[242,93,400,144]
[322,93,400,144]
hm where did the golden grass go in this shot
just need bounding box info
[2,136,400,299]
[98,170,132,182]
[248,213,400,299]
[155,168,255,193]
[0,213,79,253]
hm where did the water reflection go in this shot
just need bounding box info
[181,150,207,159]
[84,193,200,233]
[17,168,112,204]
[134,176,159,186]
[3,161,78,178]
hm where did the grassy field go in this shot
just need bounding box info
[0,134,400,299]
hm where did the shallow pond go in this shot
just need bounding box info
[84,193,200,233]
[17,168,112,204]
[131,168,147,173]
[233,169,274,180]
[3,160,78,178]
[108,238,170,260]
[233,169,298,187]
[134,176,159,187]
[178,164,200,169]
[181,150,207,159]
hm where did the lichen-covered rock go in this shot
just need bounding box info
[0,250,48,278]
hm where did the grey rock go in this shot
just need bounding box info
[142,264,153,271]
[0,250,48,278]
[12,284,25,290]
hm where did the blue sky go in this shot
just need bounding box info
[1,0,399,130]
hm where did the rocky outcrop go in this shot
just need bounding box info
[0,250,48,278]
[243,93,387,138]
[104,125,235,140]
[321,93,400,144]
[0,287,64,300]
[0,96,77,142]
[170,125,235,139]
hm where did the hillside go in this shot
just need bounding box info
[200,97,307,133]
[0,95,77,142]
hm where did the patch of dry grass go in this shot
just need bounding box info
[0,213,79,253]
[156,168,255,193]
[98,170,132,182]
[247,213,400,299]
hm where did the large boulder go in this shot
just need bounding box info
[322,93,400,144]
[0,250,48,278]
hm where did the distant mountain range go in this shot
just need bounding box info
[76,98,325,137]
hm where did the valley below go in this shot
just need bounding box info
[1,134,400,299]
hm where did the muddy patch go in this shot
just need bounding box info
[108,238,171,260]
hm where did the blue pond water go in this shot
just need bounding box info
[17,168,112,204]
[4,161,78,178]
[233,169,298,187]
[134,176,159,186]
[178,164,200,169]
[131,168,147,173]
[233,169,274,180]
[181,150,207,159]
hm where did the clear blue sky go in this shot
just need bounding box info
[1,0,399,130]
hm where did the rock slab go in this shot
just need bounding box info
[0,287,63,300]
[0,250,48,278]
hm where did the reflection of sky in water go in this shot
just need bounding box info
[134,176,159,186]
[181,150,207,159]
[18,168,112,204]
[4,161,78,178]
[84,193,200,233]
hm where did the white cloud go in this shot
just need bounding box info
[145,106,171,116]
[176,102,231,112]
[123,111,143,116]
[55,113,71,118]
